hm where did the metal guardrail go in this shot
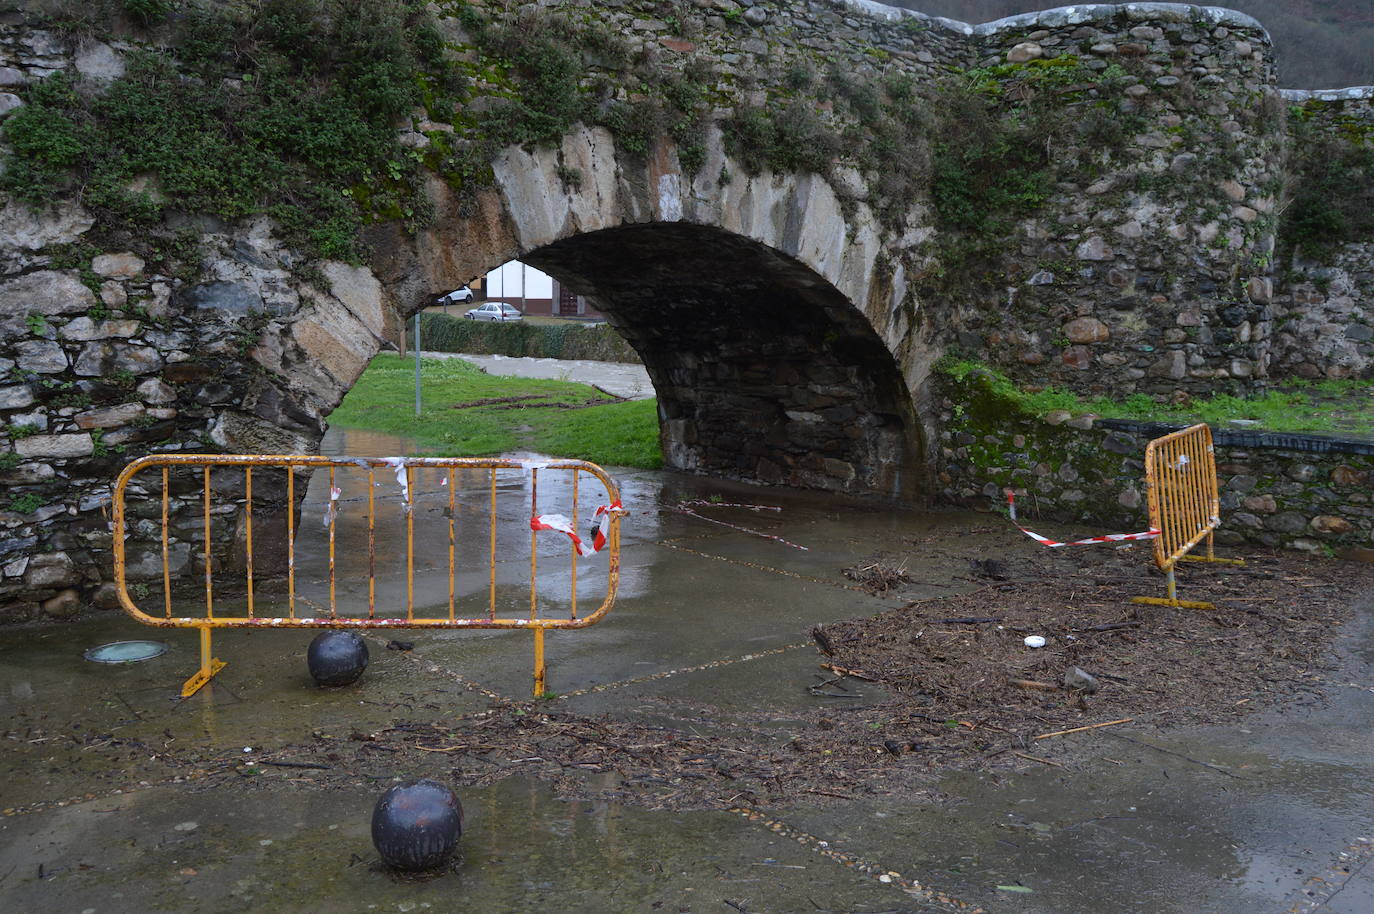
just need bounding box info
[112,454,624,697]
[1132,423,1243,610]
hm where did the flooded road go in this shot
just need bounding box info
[3,431,1374,911]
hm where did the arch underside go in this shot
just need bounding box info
[525,223,921,499]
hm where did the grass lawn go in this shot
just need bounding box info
[942,360,1374,436]
[328,354,662,468]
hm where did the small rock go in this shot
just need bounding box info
[1075,236,1113,261]
[1310,516,1354,536]
[1063,317,1109,344]
[1043,409,1072,426]
[41,588,81,618]
[1062,667,1099,693]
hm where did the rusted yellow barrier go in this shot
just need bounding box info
[112,454,624,697]
[1132,423,1243,610]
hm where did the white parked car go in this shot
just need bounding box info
[464,302,523,322]
[437,285,474,305]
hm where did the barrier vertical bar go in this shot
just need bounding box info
[447,466,456,621]
[245,467,254,618]
[407,465,415,621]
[367,468,376,619]
[488,467,497,620]
[530,468,539,621]
[530,468,543,697]
[328,465,336,617]
[203,467,213,619]
[287,465,295,619]
[570,468,578,621]
[161,466,171,619]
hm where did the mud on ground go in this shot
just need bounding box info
[117,544,1373,816]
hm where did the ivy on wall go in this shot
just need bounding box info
[3,0,454,261]
[1280,102,1374,261]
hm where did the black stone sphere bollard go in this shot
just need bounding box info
[306,631,369,686]
[371,779,464,871]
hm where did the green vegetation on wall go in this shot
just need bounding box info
[922,56,1143,286]
[1279,103,1374,260]
[938,358,1374,434]
[4,0,455,261]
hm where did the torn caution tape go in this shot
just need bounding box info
[531,500,622,557]
[1006,490,1158,547]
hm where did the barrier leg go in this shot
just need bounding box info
[1181,531,1244,566]
[181,626,226,698]
[1132,568,1216,611]
[532,628,546,698]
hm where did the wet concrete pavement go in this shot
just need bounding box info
[3,432,1373,912]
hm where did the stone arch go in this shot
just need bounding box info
[358,126,935,498]
[524,222,918,497]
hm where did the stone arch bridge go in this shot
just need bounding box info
[1,0,1369,616]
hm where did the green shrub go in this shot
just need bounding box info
[8,493,44,514]
[419,312,640,363]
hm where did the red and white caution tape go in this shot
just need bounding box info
[672,501,809,551]
[531,500,622,557]
[1006,491,1158,548]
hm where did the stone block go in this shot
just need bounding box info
[40,588,81,618]
[60,316,140,340]
[1332,466,1369,487]
[14,433,94,458]
[1062,345,1092,370]
[0,385,35,409]
[23,552,77,589]
[1266,511,1308,534]
[0,271,96,325]
[179,280,263,314]
[136,378,177,405]
[15,340,67,374]
[74,403,146,429]
[1063,317,1109,343]
[1310,515,1354,536]
[1075,236,1112,261]
[1007,42,1043,62]
[91,252,144,279]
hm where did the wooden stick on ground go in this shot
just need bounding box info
[1033,718,1133,740]
[820,663,878,681]
[1010,678,1060,692]
[1011,750,1067,769]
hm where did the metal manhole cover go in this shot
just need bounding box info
[83,641,169,664]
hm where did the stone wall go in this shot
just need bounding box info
[937,372,1374,557]
[942,4,1284,397]
[1270,88,1374,381]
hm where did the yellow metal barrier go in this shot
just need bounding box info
[1132,423,1243,610]
[112,454,625,698]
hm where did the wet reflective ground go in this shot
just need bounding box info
[2,428,1373,912]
